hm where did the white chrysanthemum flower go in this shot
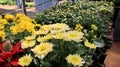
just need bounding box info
[21,40,36,49]
[18,54,32,66]
[31,42,54,59]
[37,34,53,42]
[64,31,84,42]
[53,33,66,39]
[66,54,84,67]
[24,35,36,40]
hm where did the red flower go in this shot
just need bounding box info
[0,41,24,67]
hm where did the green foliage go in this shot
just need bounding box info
[0,0,35,7]
[26,2,35,7]
[0,0,16,5]
[35,0,113,37]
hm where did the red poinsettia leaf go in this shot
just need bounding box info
[0,42,5,51]
[2,62,11,67]
[0,52,13,58]
[17,49,24,53]
[11,61,19,66]
[0,58,4,63]
[12,42,21,55]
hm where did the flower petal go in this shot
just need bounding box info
[0,52,13,58]
[0,58,4,63]
[11,61,19,66]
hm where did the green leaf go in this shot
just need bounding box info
[93,39,105,48]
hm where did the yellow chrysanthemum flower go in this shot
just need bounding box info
[37,34,53,42]
[25,21,35,33]
[16,13,26,19]
[91,24,98,31]
[41,25,52,31]
[34,29,49,35]
[4,14,14,21]
[0,15,2,19]
[64,31,84,42]
[51,29,66,34]
[75,24,83,32]
[21,40,36,49]
[53,33,65,39]
[18,16,33,23]
[24,35,36,40]
[32,42,54,59]
[0,30,6,40]
[52,23,70,30]
[50,23,70,34]
[10,26,18,34]
[10,20,35,34]
[66,54,83,67]
[15,23,25,33]
[84,39,96,49]
[18,54,32,66]
[0,19,9,25]
[0,24,4,30]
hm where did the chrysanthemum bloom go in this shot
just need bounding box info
[91,24,98,31]
[17,21,35,33]
[32,42,54,59]
[10,23,25,34]
[18,16,33,23]
[16,13,26,19]
[84,39,96,49]
[34,29,49,35]
[41,25,52,31]
[10,21,35,34]
[18,54,32,66]
[66,54,83,67]
[0,24,4,29]
[24,35,36,40]
[10,26,18,34]
[50,23,70,34]
[4,14,15,21]
[21,40,36,49]
[37,34,53,42]
[25,21,35,33]
[53,33,66,39]
[0,30,6,40]
[52,23,70,30]
[0,19,9,25]
[75,24,83,32]
[64,31,84,42]
[0,15,2,19]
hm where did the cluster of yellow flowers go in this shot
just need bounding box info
[10,13,36,34]
[4,14,15,21]
[0,15,9,40]
[0,13,39,40]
